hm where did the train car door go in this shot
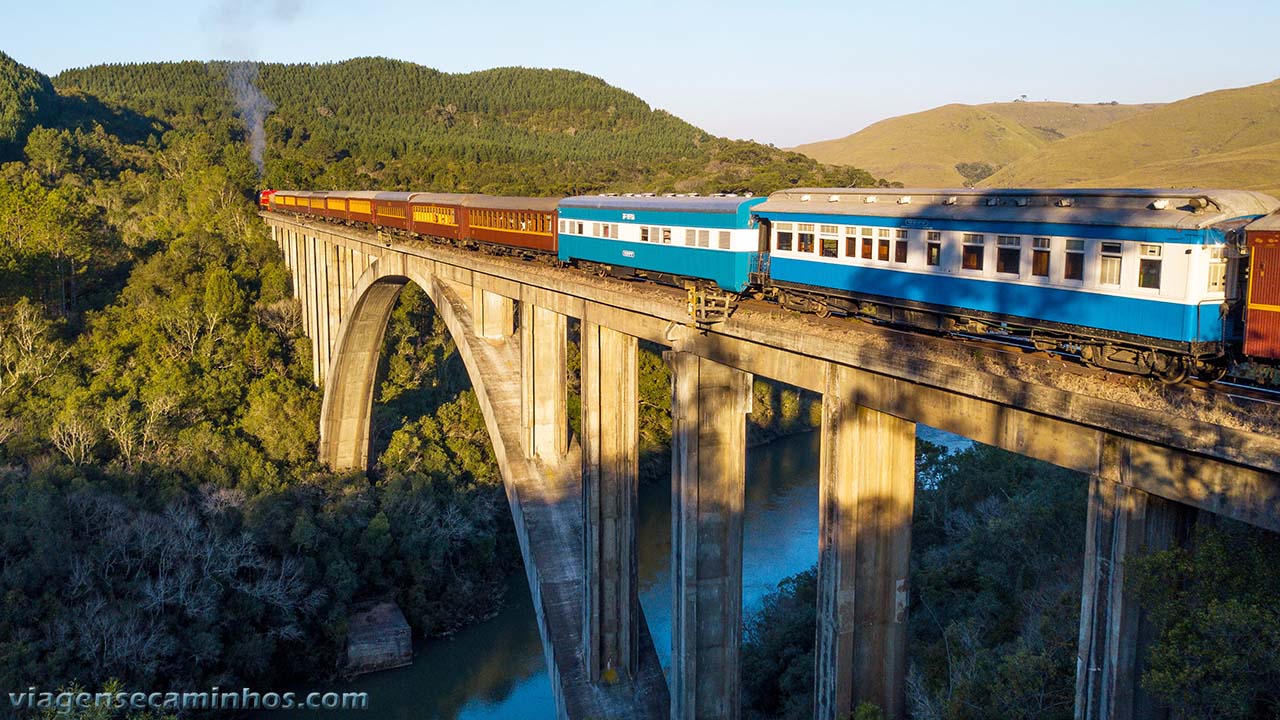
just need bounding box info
[1245,229,1280,359]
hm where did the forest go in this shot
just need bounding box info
[3,49,1278,719]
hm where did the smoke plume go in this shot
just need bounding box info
[228,62,275,178]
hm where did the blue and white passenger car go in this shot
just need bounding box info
[557,195,766,292]
[752,188,1280,380]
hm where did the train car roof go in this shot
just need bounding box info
[1246,210,1280,232]
[463,195,563,211]
[753,188,1280,231]
[407,192,478,205]
[561,195,765,214]
[329,190,381,199]
[372,191,416,201]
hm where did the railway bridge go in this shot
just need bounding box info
[264,211,1280,720]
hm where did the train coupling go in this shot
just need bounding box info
[686,283,736,327]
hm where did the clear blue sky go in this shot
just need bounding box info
[4,0,1279,146]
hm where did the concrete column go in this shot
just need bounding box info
[666,351,752,720]
[520,303,567,462]
[472,285,515,341]
[1076,464,1191,720]
[582,320,640,684]
[305,233,322,385]
[322,238,341,385]
[318,237,335,384]
[814,365,915,720]
[289,230,305,335]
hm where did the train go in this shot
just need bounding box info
[261,186,1280,383]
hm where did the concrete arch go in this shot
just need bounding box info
[319,253,506,471]
[314,251,669,719]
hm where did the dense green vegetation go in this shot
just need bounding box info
[1134,523,1280,719]
[55,57,886,196]
[0,50,514,703]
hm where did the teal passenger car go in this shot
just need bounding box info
[557,195,766,292]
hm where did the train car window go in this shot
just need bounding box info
[1064,239,1085,281]
[1099,242,1123,286]
[662,228,672,244]
[927,242,941,266]
[1032,238,1051,277]
[997,236,1021,275]
[1138,244,1162,289]
[819,226,839,257]
[862,237,874,259]
[698,229,710,248]
[927,231,942,267]
[1207,245,1227,291]
[896,229,909,240]
[640,227,650,243]
[559,220,567,233]
[719,231,731,250]
[685,229,696,246]
[798,223,815,253]
[845,236,857,257]
[776,229,793,251]
[878,239,891,261]
[962,234,985,271]
[895,240,908,263]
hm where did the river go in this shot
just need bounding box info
[263,427,967,719]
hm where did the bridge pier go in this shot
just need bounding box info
[1076,467,1192,720]
[581,320,640,683]
[472,286,515,341]
[814,365,915,720]
[520,303,568,462]
[667,351,752,720]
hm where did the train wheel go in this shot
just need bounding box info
[1195,359,1229,382]
[1155,356,1189,384]
[815,301,832,319]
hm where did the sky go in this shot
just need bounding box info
[4,0,1279,147]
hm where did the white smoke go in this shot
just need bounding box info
[228,61,275,177]
[205,0,298,178]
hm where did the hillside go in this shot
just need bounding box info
[0,51,57,160]
[792,101,1158,187]
[54,57,879,195]
[984,79,1280,196]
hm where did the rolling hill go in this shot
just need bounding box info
[983,79,1280,196]
[792,100,1159,187]
[51,57,879,195]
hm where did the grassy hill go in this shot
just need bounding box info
[792,100,1158,187]
[53,57,879,195]
[983,79,1280,196]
